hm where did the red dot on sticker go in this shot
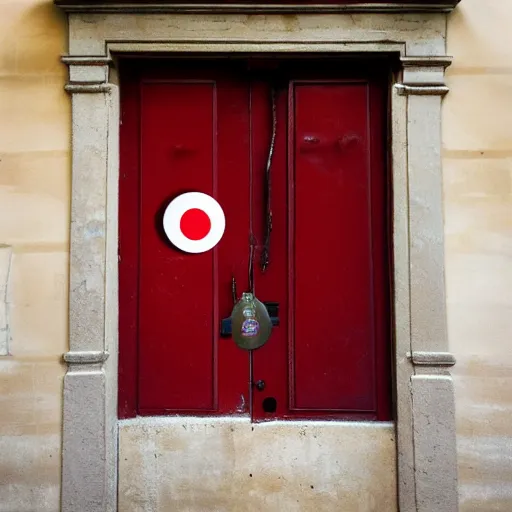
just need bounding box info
[180,208,212,241]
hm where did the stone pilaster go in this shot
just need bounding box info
[397,56,459,512]
[61,56,119,512]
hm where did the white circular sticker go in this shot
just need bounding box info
[163,192,225,253]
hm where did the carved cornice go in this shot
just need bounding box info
[62,56,112,66]
[395,83,449,95]
[408,351,456,367]
[54,0,462,14]
[65,83,113,93]
[397,55,451,95]
[400,56,453,68]
[63,350,110,364]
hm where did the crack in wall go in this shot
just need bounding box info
[0,244,12,356]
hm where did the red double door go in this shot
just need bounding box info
[119,60,391,422]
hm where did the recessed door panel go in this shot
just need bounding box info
[138,82,216,411]
[291,82,375,411]
[251,78,389,420]
[137,78,250,413]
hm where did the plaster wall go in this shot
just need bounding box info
[0,1,511,512]
[444,2,512,511]
[0,1,69,511]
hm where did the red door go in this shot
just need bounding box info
[119,59,391,422]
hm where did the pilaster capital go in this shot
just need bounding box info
[62,55,113,90]
[408,351,456,368]
[63,350,110,370]
[396,55,452,95]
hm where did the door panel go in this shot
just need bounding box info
[251,78,389,420]
[138,82,216,411]
[216,77,252,414]
[136,77,251,414]
[291,81,375,412]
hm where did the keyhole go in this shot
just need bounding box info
[262,397,277,413]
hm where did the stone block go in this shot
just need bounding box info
[0,76,69,154]
[411,375,458,512]
[443,158,512,252]
[443,74,512,151]
[0,359,64,436]
[0,432,61,512]
[0,151,70,245]
[8,251,68,357]
[8,0,66,76]
[119,418,397,512]
[69,65,108,83]
[446,251,512,309]
[0,360,37,430]
[447,300,512,356]
[453,356,512,512]
[448,0,512,69]
[62,370,108,512]
[0,0,66,76]
[443,157,511,201]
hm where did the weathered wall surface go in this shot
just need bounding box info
[0,0,69,511]
[444,1,512,511]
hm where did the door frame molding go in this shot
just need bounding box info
[56,6,460,512]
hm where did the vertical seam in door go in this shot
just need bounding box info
[365,81,378,416]
[136,79,143,415]
[287,80,296,412]
[212,81,219,410]
[248,79,254,418]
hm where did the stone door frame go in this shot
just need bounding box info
[56,4,460,511]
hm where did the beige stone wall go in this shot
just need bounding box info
[1,0,511,511]
[0,0,69,510]
[445,1,512,511]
